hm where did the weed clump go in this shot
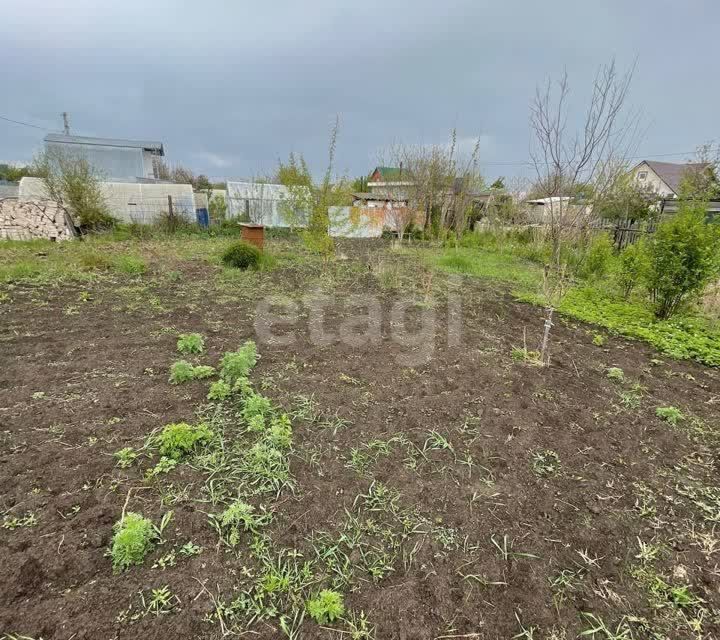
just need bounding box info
[177,333,205,354]
[207,379,231,401]
[216,499,270,546]
[220,340,258,383]
[169,360,215,384]
[157,422,213,460]
[114,446,138,468]
[656,406,685,425]
[606,367,625,383]
[531,449,561,476]
[221,241,261,270]
[111,512,155,571]
[306,589,345,624]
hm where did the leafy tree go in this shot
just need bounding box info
[594,174,655,222]
[351,175,369,192]
[645,202,720,318]
[0,163,35,182]
[32,149,115,230]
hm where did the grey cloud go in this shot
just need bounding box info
[1,0,718,180]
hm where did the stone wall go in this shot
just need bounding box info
[0,198,76,241]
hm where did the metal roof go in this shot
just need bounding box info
[44,134,164,154]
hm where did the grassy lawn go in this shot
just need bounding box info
[432,243,720,367]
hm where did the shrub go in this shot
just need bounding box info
[220,341,258,383]
[177,333,205,355]
[221,241,261,270]
[306,590,345,624]
[111,512,155,571]
[656,406,685,425]
[157,422,213,460]
[169,361,215,384]
[646,204,720,318]
[615,240,648,298]
[579,234,614,280]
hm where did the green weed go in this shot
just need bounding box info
[111,512,156,571]
[606,367,625,383]
[220,340,258,383]
[156,422,213,460]
[531,449,561,476]
[169,360,215,384]
[655,406,685,425]
[177,332,205,354]
[114,446,138,468]
[306,589,345,625]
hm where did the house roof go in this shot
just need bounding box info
[44,134,164,154]
[641,160,710,194]
[369,166,409,182]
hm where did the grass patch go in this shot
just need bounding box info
[433,248,542,291]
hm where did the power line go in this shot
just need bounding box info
[0,114,51,131]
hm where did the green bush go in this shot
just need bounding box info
[111,512,156,571]
[616,241,649,298]
[646,205,720,318]
[306,590,345,624]
[579,234,614,280]
[220,340,258,383]
[177,333,204,354]
[221,241,261,270]
[157,422,213,460]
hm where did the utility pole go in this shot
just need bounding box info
[62,112,70,135]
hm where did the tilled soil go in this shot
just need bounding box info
[1,246,719,639]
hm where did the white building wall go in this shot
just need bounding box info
[631,162,674,197]
[19,177,196,224]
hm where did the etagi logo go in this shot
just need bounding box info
[254,284,462,367]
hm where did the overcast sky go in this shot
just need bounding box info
[1,0,717,182]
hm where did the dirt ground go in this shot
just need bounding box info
[1,241,719,639]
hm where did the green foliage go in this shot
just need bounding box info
[306,589,345,624]
[114,446,138,468]
[549,286,720,367]
[208,193,228,223]
[579,234,614,280]
[32,148,116,230]
[606,367,625,383]
[169,360,215,384]
[267,414,293,449]
[113,255,146,275]
[177,333,205,355]
[157,422,213,460]
[592,334,606,346]
[615,241,649,298]
[207,379,231,401]
[645,204,720,318]
[221,241,261,270]
[220,340,258,383]
[216,500,269,546]
[111,512,156,571]
[531,449,561,476]
[655,406,685,425]
[242,392,273,424]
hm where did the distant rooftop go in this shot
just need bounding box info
[44,134,164,155]
[640,160,710,194]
